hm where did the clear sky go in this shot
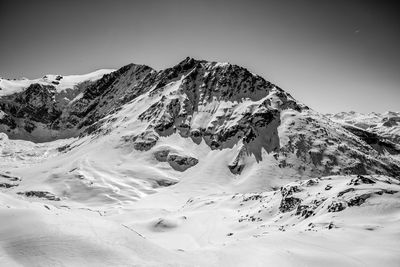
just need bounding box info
[0,0,399,113]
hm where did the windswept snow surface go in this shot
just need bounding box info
[0,130,399,266]
[0,69,115,96]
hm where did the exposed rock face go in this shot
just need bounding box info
[348,175,376,185]
[0,173,21,182]
[167,153,198,172]
[17,191,60,201]
[0,172,20,189]
[137,58,291,160]
[279,183,303,213]
[228,145,247,174]
[0,84,62,138]
[295,199,324,218]
[4,84,60,120]
[327,201,347,212]
[153,147,199,171]
[154,149,170,162]
[279,196,302,213]
[0,80,97,141]
[280,184,302,197]
[55,64,155,132]
[121,131,159,151]
[0,183,18,188]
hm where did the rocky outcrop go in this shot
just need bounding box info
[17,191,60,201]
[0,84,62,139]
[0,173,21,189]
[154,149,170,162]
[0,173,21,182]
[228,146,247,175]
[279,183,303,213]
[167,153,198,172]
[348,175,375,185]
[279,196,302,213]
[121,131,159,151]
[56,64,155,132]
[153,148,199,171]
[327,201,347,212]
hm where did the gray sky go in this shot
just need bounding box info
[0,0,399,113]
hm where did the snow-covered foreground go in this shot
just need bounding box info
[0,174,399,267]
[0,193,197,267]
[1,134,399,266]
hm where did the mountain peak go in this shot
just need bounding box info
[0,59,399,180]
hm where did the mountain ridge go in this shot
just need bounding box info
[0,57,399,180]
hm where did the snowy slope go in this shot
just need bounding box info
[1,166,399,266]
[117,175,400,267]
[0,69,114,96]
[0,192,205,267]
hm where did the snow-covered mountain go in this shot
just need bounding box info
[327,111,400,144]
[0,69,115,96]
[0,69,115,141]
[0,58,399,266]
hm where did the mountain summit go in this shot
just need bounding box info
[0,58,399,188]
